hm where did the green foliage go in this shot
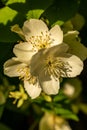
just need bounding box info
[41,0,80,26]
[0,6,25,42]
[64,31,87,61]
[26,9,44,19]
[0,0,82,42]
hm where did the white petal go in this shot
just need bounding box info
[24,80,41,99]
[22,19,48,41]
[63,55,83,77]
[13,42,36,63]
[50,25,63,46]
[40,76,60,95]
[30,44,69,76]
[4,58,27,77]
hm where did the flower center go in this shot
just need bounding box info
[44,56,72,78]
[28,31,52,51]
[17,66,37,84]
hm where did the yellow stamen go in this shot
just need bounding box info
[17,66,37,84]
[44,56,71,78]
[28,31,53,51]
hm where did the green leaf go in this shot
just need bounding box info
[6,0,53,14]
[54,107,79,121]
[0,6,25,42]
[53,94,67,102]
[0,6,17,25]
[5,0,26,5]
[71,13,85,31]
[41,0,80,25]
[26,9,44,19]
[64,31,87,61]
[61,113,79,121]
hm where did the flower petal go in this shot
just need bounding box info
[45,43,69,57]
[4,58,27,77]
[13,42,36,63]
[40,76,60,95]
[30,44,69,76]
[22,19,48,41]
[24,80,41,99]
[50,25,63,46]
[62,55,83,77]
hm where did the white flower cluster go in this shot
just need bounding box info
[4,19,83,99]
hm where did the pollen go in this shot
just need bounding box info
[17,66,37,84]
[28,31,53,51]
[44,56,72,78]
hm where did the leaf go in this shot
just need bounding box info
[5,0,26,5]
[6,0,53,14]
[0,6,17,25]
[0,6,25,42]
[54,107,79,121]
[71,13,85,31]
[26,9,44,19]
[61,113,79,121]
[53,94,67,102]
[64,31,87,61]
[41,0,80,25]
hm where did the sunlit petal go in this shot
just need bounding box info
[40,76,60,95]
[13,42,36,63]
[62,55,83,77]
[50,25,63,46]
[22,19,48,41]
[4,58,27,77]
[24,80,41,99]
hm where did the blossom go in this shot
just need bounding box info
[30,43,83,95]
[39,112,72,130]
[11,19,63,62]
[4,19,83,99]
[4,57,41,99]
[4,19,64,99]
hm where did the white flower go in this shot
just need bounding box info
[4,19,63,99]
[4,43,83,98]
[4,19,83,99]
[12,19,63,60]
[30,43,83,95]
[39,112,72,130]
[4,57,41,99]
